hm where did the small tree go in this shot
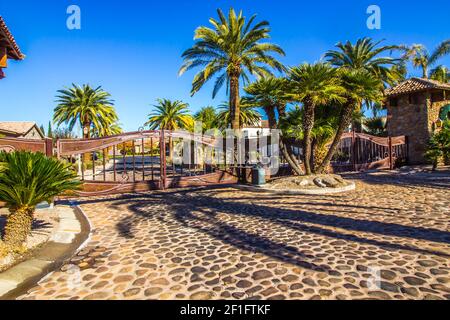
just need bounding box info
[0,151,81,248]
[425,121,450,170]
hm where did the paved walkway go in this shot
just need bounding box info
[19,171,450,300]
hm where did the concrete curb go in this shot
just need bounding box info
[233,181,356,195]
[0,205,91,300]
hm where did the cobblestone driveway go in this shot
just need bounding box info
[20,171,450,300]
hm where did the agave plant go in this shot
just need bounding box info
[0,151,81,248]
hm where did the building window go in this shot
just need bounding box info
[389,98,398,107]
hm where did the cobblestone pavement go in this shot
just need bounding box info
[19,171,450,300]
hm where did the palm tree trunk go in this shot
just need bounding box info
[317,102,355,174]
[3,206,34,248]
[280,140,304,175]
[82,121,91,166]
[276,103,304,175]
[302,100,315,175]
[168,136,173,163]
[423,65,428,79]
[229,73,241,130]
[264,106,277,129]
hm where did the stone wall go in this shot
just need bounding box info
[387,90,450,164]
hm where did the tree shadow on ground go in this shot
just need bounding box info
[342,169,450,190]
[106,188,450,275]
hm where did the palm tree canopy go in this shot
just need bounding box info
[430,65,450,83]
[145,99,193,130]
[244,77,290,108]
[91,122,123,138]
[280,105,339,144]
[339,69,384,105]
[401,40,450,78]
[179,8,286,97]
[0,151,81,209]
[288,63,346,107]
[325,38,402,86]
[215,100,261,129]
[194,106,218,132]
[54,84,118,134]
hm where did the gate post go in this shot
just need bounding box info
[351,130,356,172]
[388,136,393,170]
[159,130,167,190]
[45,138,53,157]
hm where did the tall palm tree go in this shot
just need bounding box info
[195,106,218,133]
[145,99,193,161]
[145,99,192,130]
[179,8,285,130]
[215,100,261,130]
[401,40,450,78]
[288,63,345,175]
[54,84,118,139]
[0,151,80,248]
[317,70,383,173]
[325,38,403,86]
[430,65,450,83]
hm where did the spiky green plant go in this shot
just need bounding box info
[0,151,81,248]
[179,8,285,130]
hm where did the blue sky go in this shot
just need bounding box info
[1,0,449,132]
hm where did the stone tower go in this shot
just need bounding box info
[385,78,450,164]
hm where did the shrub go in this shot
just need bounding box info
[425,121,450,169]
[0,151,81,248]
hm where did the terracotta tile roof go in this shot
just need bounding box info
[0,16,24,60]
[0,122,39,135]
[385,78,450,97]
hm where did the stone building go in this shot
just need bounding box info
[0,16,25,79]
[385,78,450,164]
[0,122,45,139]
